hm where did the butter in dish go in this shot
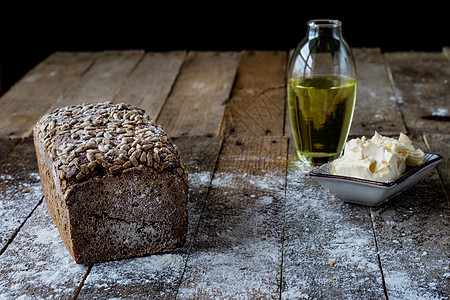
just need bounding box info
[309,153,442,206]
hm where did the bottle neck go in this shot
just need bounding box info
[307,19,342,40]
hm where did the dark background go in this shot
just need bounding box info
[1,4,448,95]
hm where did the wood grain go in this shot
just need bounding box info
[282,153,386,298]
[178,136,288,298]
[385,51,450,135]
[48,50,144,110]
[156,51,239,138]
[284,49,297,156]
[220,50,287,136]
[111,51,186,120]
[424,133,450,197]
[0,52,98,138]
[351,48,406,136]
[0,138,43,254]
[170,136,224,247]
[0,138,20,161]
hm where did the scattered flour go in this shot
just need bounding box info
[394,88,404,104]
[211,171,284,192]
[384,269,447,300]
[188,171,211,189]
[80,252,186,298]
[0,170,43,248]
[1,151,445,298]
[178,167,285,298]
[282,159,385,298]
[0,202,88,299]
[431,107,448,116]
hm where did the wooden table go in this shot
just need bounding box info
[0,48,449,299]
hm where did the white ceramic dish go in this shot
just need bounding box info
[309,153,442,206]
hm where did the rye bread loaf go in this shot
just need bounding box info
[33,102,188,264]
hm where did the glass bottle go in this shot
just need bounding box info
[287,19,357,164]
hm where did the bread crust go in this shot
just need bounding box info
[33,102,188,264]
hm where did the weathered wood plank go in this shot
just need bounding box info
[220,50,287,136]
[156,51,239,138]
[48,50,144,110]
[281,155,386,298]
[0,138,20,161]
[424,133,450,201]
[111,51,186,120]
[173,135,224,246]
[385,51,450,135]
[0,138,43,254]
[0,201,89,299]
[351,48,406,136]
[284,49,297,157]
[177,136,288,298]
[370,137,449,299]
[0,52,98,138]
[77,136,223,299]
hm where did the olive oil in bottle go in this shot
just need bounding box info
[287,76,357,164]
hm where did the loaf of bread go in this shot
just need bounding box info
[33,102,188,264]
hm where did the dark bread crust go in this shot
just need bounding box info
[34,130,75,256]
[67,169,187,264]
[33,102,188,264]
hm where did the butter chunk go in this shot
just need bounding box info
[333,158,375,179]
[398,132,411,145]
[332,132,424,182]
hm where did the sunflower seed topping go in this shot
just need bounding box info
[129,155,139,167]
[35,101,186,183]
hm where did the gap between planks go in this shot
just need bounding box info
[0,196,43,256]
[173,135,225,299]
[176,135,288,299]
